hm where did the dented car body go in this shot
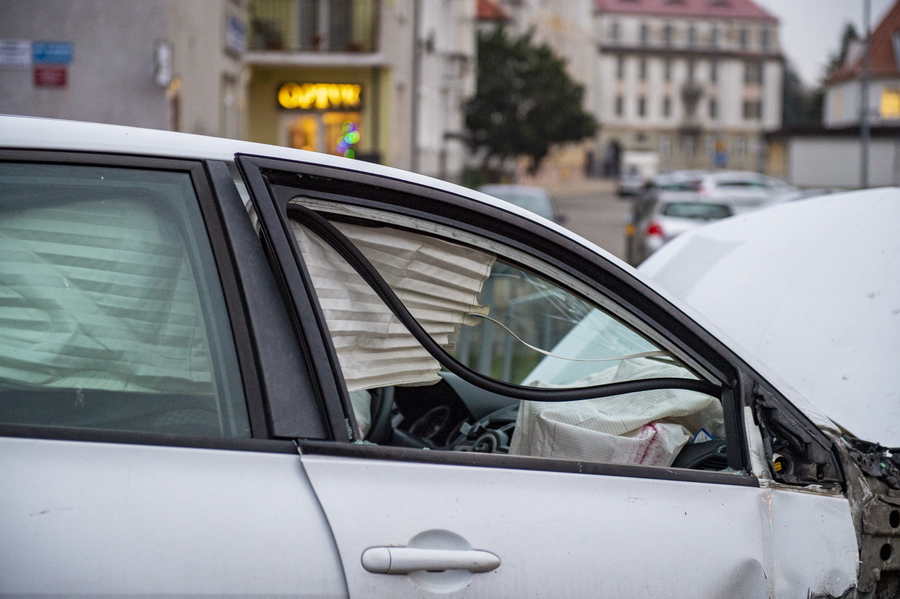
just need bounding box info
[0,116,896,598]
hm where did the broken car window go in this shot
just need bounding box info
[289,203,725,469]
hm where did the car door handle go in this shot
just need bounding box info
[361,546,501,574]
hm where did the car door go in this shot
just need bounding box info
[239,155,859,598]
[0,152,346,598]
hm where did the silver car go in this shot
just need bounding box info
[1,116,897,598]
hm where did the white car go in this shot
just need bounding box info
[0,116,895,598]
[695,170,796,213]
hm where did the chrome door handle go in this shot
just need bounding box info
[361,546,501,574]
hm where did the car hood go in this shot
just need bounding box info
[639,188,900,447]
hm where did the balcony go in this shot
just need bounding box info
[248,0,380,65]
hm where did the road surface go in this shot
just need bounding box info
[544,178,631,262]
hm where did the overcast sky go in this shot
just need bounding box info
[755,0,895,86]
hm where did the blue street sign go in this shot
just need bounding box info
[32,42,73,65]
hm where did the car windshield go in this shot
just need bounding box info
[479,187,554,221]
[662,202,732,220]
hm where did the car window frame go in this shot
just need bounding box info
[0,149,287,450]
[238,153,762,485]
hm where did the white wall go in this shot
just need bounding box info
[789,137,900,188]
[0,0,169,128]
[417,0,476,180]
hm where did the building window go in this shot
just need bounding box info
[664,59,672,81]
[663,24,673,46]
[688,25,697,47]
[637,96,647,117]
[639,58,647,80]
[663,96,671,117]
[251,0,377,53]
[735,136,747,158]
[710,60,718,83]
[659,134,671,157]
[710,26,718,47]
[615,95,624,116]
[743,100,762,119]
[640,23,649,45]
[739,28,749,49]
[611,21,620,42]
[616,55,625,79]
[880,89,900,118]
[682,136,694,157]
[761,27,770,51]
[709,97,718,119]
[744,61,762,85]
[832,88,844,121]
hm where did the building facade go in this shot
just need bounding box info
[0,0,247,138]
[824,0,900,130]
[244,0,476,180]
[767,0,900,188]
[593,0,783,173]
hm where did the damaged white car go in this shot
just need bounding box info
[0,115,897,599]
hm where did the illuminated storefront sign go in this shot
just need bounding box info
[278,83,362,110]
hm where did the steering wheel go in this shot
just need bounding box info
[365,386,395,445]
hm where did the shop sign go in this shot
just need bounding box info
[278,83,362,110]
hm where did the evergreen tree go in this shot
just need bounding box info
[464,27,597,178]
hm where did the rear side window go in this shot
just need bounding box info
[0,163,249,438]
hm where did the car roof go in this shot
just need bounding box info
[478,184,550,195]
[1,115,570,235]
[639,188,900,446]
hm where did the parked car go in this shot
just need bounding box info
[625,170,796,265]
[616,165,649,196]
[477,184,563,223]
[694,170,796,213]
[625,170,713,265]
[2,116,897,599]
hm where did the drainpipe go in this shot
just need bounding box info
[411,0,421,173]
[861,0,871,188]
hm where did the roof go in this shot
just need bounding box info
[827,0,900,84]
[477,0,511,21]
[594,0,778,22]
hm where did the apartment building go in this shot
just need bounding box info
[594,0,783,172]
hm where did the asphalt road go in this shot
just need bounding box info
[544,178,631,262]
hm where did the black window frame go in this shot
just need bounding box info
[236,153,770,487]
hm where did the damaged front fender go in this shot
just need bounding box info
[840,436,900,598]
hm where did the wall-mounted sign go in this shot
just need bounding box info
[33,65,67,87]
[0,40,31,67]
[226,16,246,56]
[278,83,362,110]
[32,41,73,65]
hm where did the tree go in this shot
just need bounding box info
[826,22,860,76]
[464,27,597,178]
[782,60,823,126]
